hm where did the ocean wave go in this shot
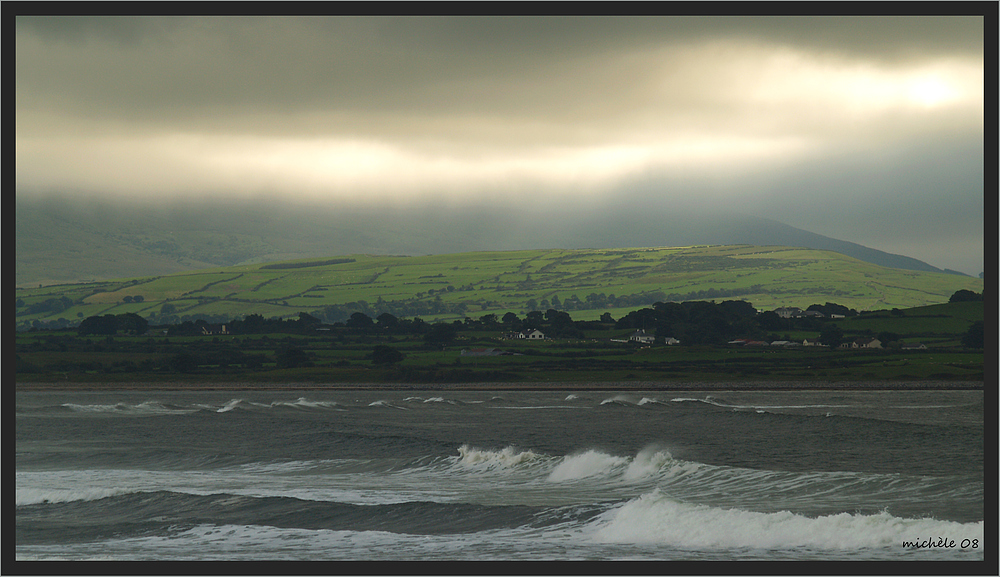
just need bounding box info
[367,400,407,410]
[60,401,197,415]
[592,489,985,551]
[16,486,133,506]
[454,444,546,470]
[546,450,631,482]
[599,394,637,406]
[269,397,346,411]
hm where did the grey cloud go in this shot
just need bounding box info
[16,15,984,122]
[15,14,986,275]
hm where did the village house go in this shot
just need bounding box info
[664,337,680,345]
[519,329,545,340]
[773,307,825,319]
[842,337,882,349]
[774,306,803,319]
[201,324,228,335]
[628,329,656,344]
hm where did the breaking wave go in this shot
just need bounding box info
[592,488,984,551]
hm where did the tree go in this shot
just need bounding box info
[116,312,149,335]
[950,290,983,303]
[78,315,118,336]
[544,309,573,327]
[819,325,845,349]
[376,313,400,331]
[346,312,374,332]
[756,311,785,332]
[961,321,983,348]
[425,322,458,347]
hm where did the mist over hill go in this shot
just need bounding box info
[16,194,964,288]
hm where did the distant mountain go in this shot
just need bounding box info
[699,215,955,275]
[16,195,959,287]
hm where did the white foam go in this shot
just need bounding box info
[61,400,195,415]
[368,400,406,410]
[623,447,674,481]
[271,397,345,411]
[215,398,245,413]
[547,450,628,482]
[16,486,130,506]
[593,489,985,550]
[455,444,544,470]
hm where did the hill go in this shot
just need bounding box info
[16,195,967,288]
[15,245,985,330]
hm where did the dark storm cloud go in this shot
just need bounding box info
[15,14,987,274]
[16,15,984,122]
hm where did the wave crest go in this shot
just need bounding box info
[455,445,544,470]
[593,489,985,550]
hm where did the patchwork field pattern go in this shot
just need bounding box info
[16,245,985,326]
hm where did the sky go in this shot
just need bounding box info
[15,13,988,275]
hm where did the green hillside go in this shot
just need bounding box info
[15,245,985,329]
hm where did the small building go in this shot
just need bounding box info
[901,342,927,350]
[629,329,655,344]
[802,338,825,347]
[664,337,680,345]
[774,307,803,319]
[201,324,228,335]
[842,337,882,349]
[519,329,545,340]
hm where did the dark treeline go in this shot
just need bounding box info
[16,293,984,380]
[69,299,863,346]
[25,290,983,349]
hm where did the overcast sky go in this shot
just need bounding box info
[15,13,987,274]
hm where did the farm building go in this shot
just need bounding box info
[629,330,655,344]
[842,337,882,349]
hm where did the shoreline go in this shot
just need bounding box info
[14,380,984,393]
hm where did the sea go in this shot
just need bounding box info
[14,386,987,567]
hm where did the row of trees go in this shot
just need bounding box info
[67,290,984,350]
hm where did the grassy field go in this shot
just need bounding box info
[16,245,984,329]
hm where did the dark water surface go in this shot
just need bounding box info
[16,387,985,561]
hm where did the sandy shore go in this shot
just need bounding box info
[14,380,984,392]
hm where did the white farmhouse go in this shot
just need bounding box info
[629,329,655,344]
